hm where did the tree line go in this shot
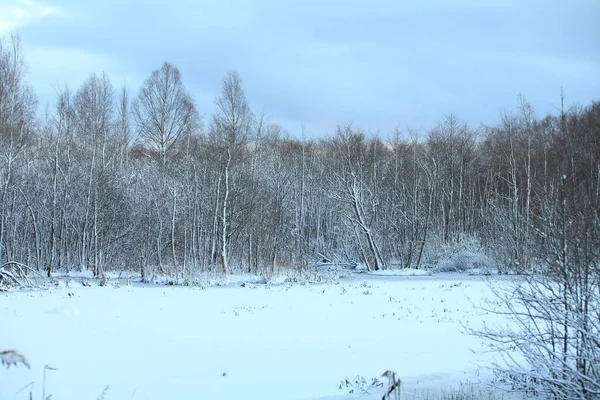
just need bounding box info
[1,34,598,281]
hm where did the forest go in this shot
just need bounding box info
[0,33,599,281]
[2,28,600,399]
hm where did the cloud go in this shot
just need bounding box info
[5,0,600,136]
[26,46,140,110]
[0,0,58,36]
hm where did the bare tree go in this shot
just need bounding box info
[0,33,37,267]
[72,73,115,275]
[330,126,386,271]
[426,114,476,244]
[472,102,600,399]
[133,62,196,165]
[210,71,253,275]
[116,85,132,167]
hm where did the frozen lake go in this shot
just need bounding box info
[1,273,515,399]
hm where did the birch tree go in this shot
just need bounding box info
[133,62,196,165]
[330,126,386,271]
[72,73,115,275]
[210,71,253,274]
[0,33,37,267]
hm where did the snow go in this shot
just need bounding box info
[52,270,139,280]
[367,268,431,276]
[1,274,511,400]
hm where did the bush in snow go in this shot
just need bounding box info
[434,251,492,273]
[424,235,493,273]
[472,177,600,399]
[422,382,507,399]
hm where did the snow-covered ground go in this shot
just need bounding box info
[367,268,431,277]
[1,273,512,400]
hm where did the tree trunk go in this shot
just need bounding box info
[221,151,231,275]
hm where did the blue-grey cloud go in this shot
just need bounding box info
[8,0,600,137]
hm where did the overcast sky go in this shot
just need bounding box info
[1,0,598,137]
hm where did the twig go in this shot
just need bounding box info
[43,364,58,400]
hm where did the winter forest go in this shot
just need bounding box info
[1,33,598,279]
[2,29,600,399]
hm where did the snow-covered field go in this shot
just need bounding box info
[2,273,512,400]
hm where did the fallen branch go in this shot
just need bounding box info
[0,268,22,286]
[0,261,41,288]
[1,262,44,277]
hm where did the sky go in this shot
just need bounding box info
[1,0,598,138]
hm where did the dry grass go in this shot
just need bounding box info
[422,382,512,400]
[0,349,31,369]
